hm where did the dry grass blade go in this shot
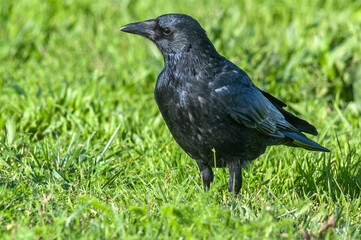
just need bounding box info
[318,214,336,237]
[300,214,336,240]
[300,229,316,240]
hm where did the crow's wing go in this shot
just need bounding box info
[210,66,329,151]
[229,85,300,138]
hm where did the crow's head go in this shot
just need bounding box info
[120,14,214,55]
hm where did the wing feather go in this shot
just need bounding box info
[230,86,299,138]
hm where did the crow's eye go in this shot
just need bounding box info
[162,27,171,35]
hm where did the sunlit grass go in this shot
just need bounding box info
[0,0,360,239]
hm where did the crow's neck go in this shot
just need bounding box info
[163,46,222,77]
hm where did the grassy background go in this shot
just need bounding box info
[1,0,361,239]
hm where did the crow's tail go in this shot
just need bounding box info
[282,131,330,152]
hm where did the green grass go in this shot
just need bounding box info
[1,0,361,239]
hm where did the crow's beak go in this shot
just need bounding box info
[119,19,156,40]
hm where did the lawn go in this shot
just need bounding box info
[0,0,361,239]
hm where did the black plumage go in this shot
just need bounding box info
[120,14,330,195]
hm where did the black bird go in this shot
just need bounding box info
[120,14,330,196]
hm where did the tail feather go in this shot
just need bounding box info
[282,131,330,152]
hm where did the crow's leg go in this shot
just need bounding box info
[226,160,242,206]
[227,160,242,195]
[197,162,214,191]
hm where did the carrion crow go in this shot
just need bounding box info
[120,14,330,196]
